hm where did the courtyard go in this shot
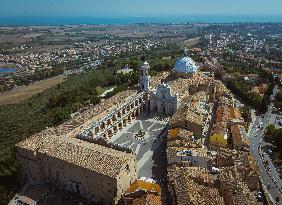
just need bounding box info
[109,113,169,178]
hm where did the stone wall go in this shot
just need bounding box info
[116,160,138,203]
[16,146,137,205]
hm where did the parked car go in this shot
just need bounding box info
[256,191,264,201]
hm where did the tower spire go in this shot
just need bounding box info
[184,47,188,56]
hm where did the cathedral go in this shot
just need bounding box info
[140,48,200,116]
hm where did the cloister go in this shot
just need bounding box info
[78,92,149,141]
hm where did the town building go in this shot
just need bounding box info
[210,123,229,148]
[167,165,225,205]
[230,124,249,150]
[219,167,257,205]
[17,127,137,205]
[210,98,245,149]
[214,148,260,191]
[170,92,211,137]
[123,178,162,205]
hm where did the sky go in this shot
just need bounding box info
[0,0,282,18]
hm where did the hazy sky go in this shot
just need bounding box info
[1,0,282,17]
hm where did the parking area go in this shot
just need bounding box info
[269,112,282,128]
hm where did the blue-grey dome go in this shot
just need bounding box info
[173,56,198,73]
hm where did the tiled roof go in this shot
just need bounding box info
[167,166,224,205]
[126,180,161,195]
[18,135,135,178]
[132,193,162,205]
[219,166,257,205]
[170,91,208,127]
[231,124,249,147]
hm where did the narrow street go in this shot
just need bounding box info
[249,85,282,204]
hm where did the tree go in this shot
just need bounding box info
[240,106,251,123]
[53,109,69,125]
[265,124,276,136]
[275,101,282,110]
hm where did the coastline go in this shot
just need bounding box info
[0,15,281,26]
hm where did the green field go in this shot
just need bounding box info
[0,76,65,106]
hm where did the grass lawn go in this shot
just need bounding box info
[96,85,116,96]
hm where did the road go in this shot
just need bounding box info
[249,85,282,204]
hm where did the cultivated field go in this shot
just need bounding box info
[184,37,200,47]
[0,76,65,105]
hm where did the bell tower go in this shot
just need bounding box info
[184,46,188,56]
[139,61,150,91]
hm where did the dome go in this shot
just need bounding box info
[173,56,198,73]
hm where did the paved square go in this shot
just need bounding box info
[109,114,169,178]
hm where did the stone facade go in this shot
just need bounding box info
[78,91,149,141]
[17,136,137,205]
[149,82,178,115]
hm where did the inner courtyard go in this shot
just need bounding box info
[109,113,169,178]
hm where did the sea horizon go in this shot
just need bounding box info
[0,15,281,26]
